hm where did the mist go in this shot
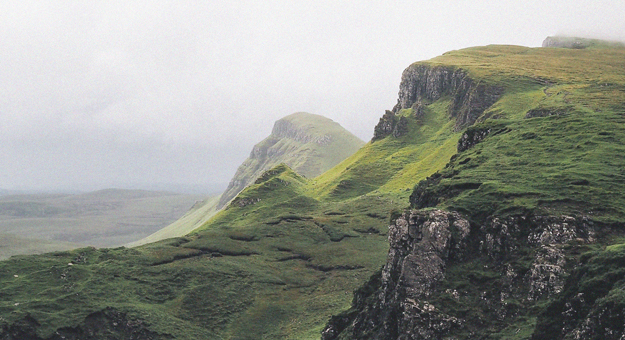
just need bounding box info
[2,1,624,193]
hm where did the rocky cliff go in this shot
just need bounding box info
[323,39,625,339]
[217,112,363,208]
[1,41,624,340]
[322,208,601,339]
[372,64,503,139]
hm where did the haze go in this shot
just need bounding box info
[1,1,623,193]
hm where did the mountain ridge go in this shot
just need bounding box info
[322,40,625,339]
[129,112,364,246]
[1,38,625,339]
[217,112,364,209]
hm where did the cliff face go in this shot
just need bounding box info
[217,112,363,208]
[381,64,502,134]
[324,39,625,339]
[323,209,597,340]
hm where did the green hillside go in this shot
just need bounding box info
[217,112,364,209]
[1,39,625,339]
[130,112,365,246]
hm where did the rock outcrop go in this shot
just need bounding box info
[372,111,409,141]
[322,209,470,340]
[322,211,597,339]
[372,63,503,143]
[391,64,503,132]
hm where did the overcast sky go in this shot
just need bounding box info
[1,1,624,193]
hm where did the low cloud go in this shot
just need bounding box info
[2,0,624,192]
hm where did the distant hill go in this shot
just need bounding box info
[542,35,625,49]
[131,112,364,246]
[0,189,203,257]
[217,112,364,209]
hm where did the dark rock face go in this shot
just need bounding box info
[322,210,471,340]
[372,111,410,141]
[0,308,166,340]
[372,64,502,143]
[372,110,397,141]
[323,211,597,339]
[392,64,503,131]
[457,126,492,152]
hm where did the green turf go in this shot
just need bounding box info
[1,41,625,339]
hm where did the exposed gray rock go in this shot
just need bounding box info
[322,209,470,340]
[372,111,410,141]
[392,64,503,131]
[457,126,491,152]
[323,212,598,339]
[372,110,397,141]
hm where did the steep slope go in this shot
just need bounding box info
[323,38,625,339]
[1,38,625,339]
[130,112,365,246]
[217,112,364,208]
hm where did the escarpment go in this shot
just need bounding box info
[373,63,502,141]
[325,39,625,340]
[393,64,502,131]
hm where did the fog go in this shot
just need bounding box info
[1,1,624,193]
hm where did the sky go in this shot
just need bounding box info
[1,1,624,193]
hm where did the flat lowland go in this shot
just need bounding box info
[0,189,204,259]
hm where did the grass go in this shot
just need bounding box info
[412,110,625,225]
[218,112,364,208]
[1,42,625,339]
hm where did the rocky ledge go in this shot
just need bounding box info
[392,64,503,131]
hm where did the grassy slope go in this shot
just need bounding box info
[1,42,625,339]
[133,112,366,247]
[0,101,456,339]
[218,112,365,208]
[413,44,625,225]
